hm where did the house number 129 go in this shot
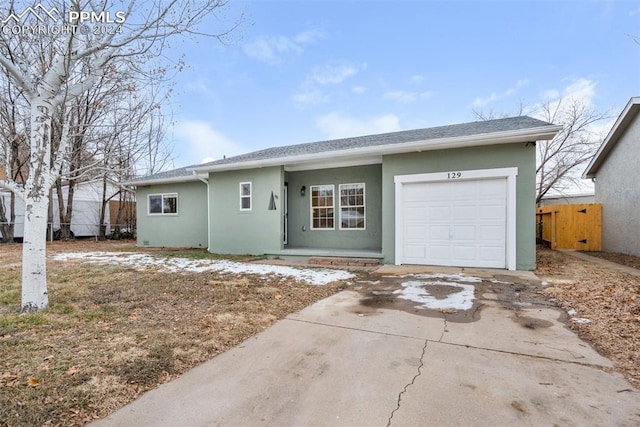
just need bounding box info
[447,172,462,179]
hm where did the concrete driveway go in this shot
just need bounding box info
[93,267,640,426]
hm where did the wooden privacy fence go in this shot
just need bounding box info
[536,203,602,251]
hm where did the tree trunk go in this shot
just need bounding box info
[62,177,76,240]
[21,98,55,312]
[21,196,49,312]
[0,193,13,243]
[98,176,108,240]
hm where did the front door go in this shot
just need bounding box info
[283,183,288,244]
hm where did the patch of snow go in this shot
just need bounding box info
[371,290,393,295]
[357,280,381,285]
[393,280,475,310]
[541,281,549,287]
[571,317,591,324]
[386,273,482,283]
[567,308,577,316]
[513,302,532,307]
[52,252,354,286]
[489,279,512,285]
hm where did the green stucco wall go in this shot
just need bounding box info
[286,165,382,250]
[381,143,536,269]
[208,166,284,255]
[136,181,208,248]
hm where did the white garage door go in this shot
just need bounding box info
[401,178,507,268]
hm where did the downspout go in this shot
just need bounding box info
[193,171,210,251]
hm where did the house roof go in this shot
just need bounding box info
[583,97,640,179]
[124,165,206,186]
[128,116,561,186]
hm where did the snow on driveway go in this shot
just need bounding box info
[52,252,355,286]
[392,274,481,310]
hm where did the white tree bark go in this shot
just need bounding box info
[19,98,56,311]
[21,196,50,312]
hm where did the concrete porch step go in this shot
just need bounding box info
[308,257,381,267]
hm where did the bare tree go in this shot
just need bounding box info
[0,0,238,312]
[0,67,29,243]
[94,72,174,239]
[473,97,608,205]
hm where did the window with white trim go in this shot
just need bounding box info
[339,183,365,229]
[148,193,178,215]
[310,185,334,229]
[240,182,252,211]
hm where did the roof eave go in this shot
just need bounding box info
[189,125,562,173]
[583,97,640,179]
[122,174,204,187]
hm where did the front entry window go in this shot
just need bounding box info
[310,185,334,229]
[339,183,365,229]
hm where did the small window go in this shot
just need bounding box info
[240,182,252,211]
[310,185,334,229]
[340,183,365,229]
[148,193,178,215]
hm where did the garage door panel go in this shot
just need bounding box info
[426,182,452,199]
[453,225,476,240]
[452,246,476,261]
[400,177,507,268]
[426,245,451,263]
[478,246,506,265]
[405,245,427,260]
[478,225,504,240]
[453,205,477,220]
[406,226,427,240]
[405,204,427,220]
[479,204,506,220]
[427,225,449,240]
[476,179,505,194]
[428,205,450,220]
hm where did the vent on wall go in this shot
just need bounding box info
[143,240,150,246]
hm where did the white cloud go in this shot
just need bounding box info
[310,63,360,85]
[243,30,325,64]
[383,90,432,104]
[560,77,596,106]
[293,29,326,44]
[293,61,365,107]
[630,7,640,16]
[184,79,211,94]
[533,78,598,121]
[316,112,401,139]
[174,120,244,165]
[410,74,425,84]
[472,79,529,108]
[352,86,367,94]
[242,36,300,63]
[292,89,329,106]
[542,89,560,100]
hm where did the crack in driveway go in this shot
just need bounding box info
[387,313,447,427]
[386,336,429,427]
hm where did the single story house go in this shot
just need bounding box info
[128,116,562,270]
[583,96,640,257]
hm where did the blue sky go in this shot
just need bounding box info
[165,0,640,168]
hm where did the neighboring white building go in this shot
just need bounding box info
[539,193,595,207]
[0,179,133,239]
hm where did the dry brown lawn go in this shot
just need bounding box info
[0,241,345,426]
[536,247,640,389]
